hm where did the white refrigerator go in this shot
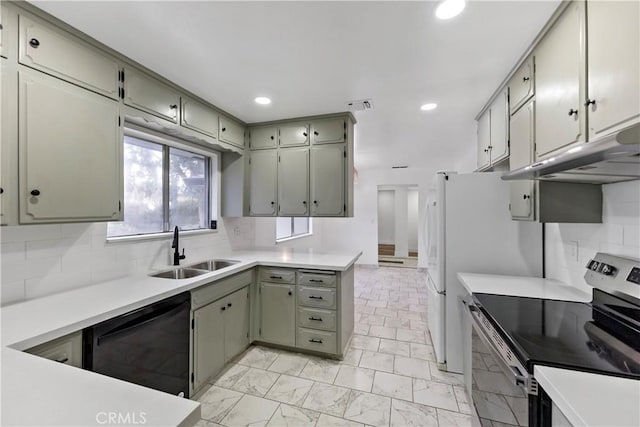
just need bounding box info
[425,171,542,373]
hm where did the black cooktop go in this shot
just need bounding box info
[473,291,640,379]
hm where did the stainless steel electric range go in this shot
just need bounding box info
[466,253,640,426]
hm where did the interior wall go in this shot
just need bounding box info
[377,190,396,245]
[408,188,419,252]
[545,180,640,293]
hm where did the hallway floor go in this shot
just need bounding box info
[195,266,470,427]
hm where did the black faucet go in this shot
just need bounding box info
[172,226,186,266]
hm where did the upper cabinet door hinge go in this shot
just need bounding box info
[118,200,122,212]
[343,150,346,158]
[191,318,195,329]
[119,69,125,82]
[118,116,121,127]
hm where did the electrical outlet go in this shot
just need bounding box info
[233,226,241,237]
[568,240,579,262]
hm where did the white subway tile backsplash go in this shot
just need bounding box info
[25,270,92,300]
[0,224,62,243]
[623,225,640,247]
[1,280,26,306]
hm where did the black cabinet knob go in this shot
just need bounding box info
[303,132,308,137]
[30,189,41,196]
[585,99,597,107]
[270,135,274,140]
[227,303,232,307]
[288,291,292,296]
[29,38,40,48]
[568,108,578,116]
[0,187,3,195]
[221,306,226,311]
[169,104,177,109]
[222,127,227,132]
[522,76,530,82]
[271,201,275,205]
[523,194,531,200]
[303,201,307,204]
[314,131,319,136]
[313,200,318,204]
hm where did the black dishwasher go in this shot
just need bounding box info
[83,292,191,398]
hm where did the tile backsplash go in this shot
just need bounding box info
[0,218,253,306]
[545,180,640,293]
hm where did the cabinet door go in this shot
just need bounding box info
[510,100,535,221]
[587,0,640,139]
[510,181,535,221]
[278,148,309,216]
[224,287,250,362]
[249,150,278,216]
[193,299,225,392]
[279,122,309,147]
[534,1,585,157]
[124,67,180,123]
[260,282,296,346]
[180,96,219,139]
[311,118,345,145]
[249,126,277,150]
[18,15,119,99]
[219,116,245,148]
[19,69,121,223]
[489,89,509,164]
[477,110,491,169]
[509,56,534,114]
[1,60,17,225]
[310,145,344,216]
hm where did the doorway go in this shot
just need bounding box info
[377,185,419,268]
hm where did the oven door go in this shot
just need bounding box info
[468,304,530,426]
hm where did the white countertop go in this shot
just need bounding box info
[535,366,640,427]
[456,272,591,302]
[1,248,361,427]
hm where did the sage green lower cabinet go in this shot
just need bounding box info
[192,298,225,393]
[25,331,83,368]
[223,287,250,361]
[259,281,296,347]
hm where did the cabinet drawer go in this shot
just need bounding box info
[297,327,336,354]
[297,307,336,331]
[123,67,180,123]
[26,331,82,368]
[219,116,245,148]
[298,286,336,309]
[18,15,119,99]
[297,271,336,287]
[260,267,296,284]
[180,96,219,139]
[509,56,534,115]
[192,269,253,309]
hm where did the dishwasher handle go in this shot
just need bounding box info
[97,300,189,346]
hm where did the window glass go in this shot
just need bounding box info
[108,137,163,237]
[276,217,312,241]
[169,147,208,230]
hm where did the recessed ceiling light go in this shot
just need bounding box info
[420,103,438,111]
[254,96,271,105]
[435,0,466,20]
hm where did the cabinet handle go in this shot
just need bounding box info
[288,291,293,296]
[0,187,3,195]
[30,189,41,196]
[169,104,177,109]
[303,201,307,205]
[270,275,283,279]
[222,127,227,132]
[271,201,275,205]
[522,76,530,82]
[523,194,531,200]
[313,200,318,204]
[221,306,226,311]
[314,131,319,136]
[584,99,596,107]
[303,132,308,137]
[55,357,69,364]
[568,108,578,116]
[270,135,274,140]
[227,303,232,308]
[309,295,324,300]
[309,279,323,283]
[29,38,40,48]
[309,338,323,344]
[309,317,323,322]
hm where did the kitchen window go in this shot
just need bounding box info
[107,133,214,239]
[276,217,312,242]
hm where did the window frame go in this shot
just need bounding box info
[106,126,218,242]
[276,217,313,243]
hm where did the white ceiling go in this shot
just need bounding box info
[32,1,559,171]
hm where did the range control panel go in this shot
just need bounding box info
[585,253,640,299]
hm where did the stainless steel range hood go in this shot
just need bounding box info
[502,123,640,184]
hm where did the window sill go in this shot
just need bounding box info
[276,232,313,244]
[106,228,217,244]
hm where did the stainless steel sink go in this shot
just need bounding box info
[187,260,240,271]
[150,268,209,279]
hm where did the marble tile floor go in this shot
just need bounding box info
[195,266,471,427]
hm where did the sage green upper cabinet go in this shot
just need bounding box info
[19,68,122,223]
[509,56,534,114]
[489,89,509,164]
[219,116,245,148]
[192,297,225,393]
[279,122,310,147]
[534,1,585,158]
[18,14,119,100]
[223,287,250,362]
[586,0,640,139]
[249,125,277,150]
[180,96,219,140]
[509,100,535,221]
[249,150,278,216]
[310,145,344,216]
[1,60,18,226]
[278,148,309,216]
[477,110,491,170]
[311,118,346,145]
[123,67,180,124]
[260,282,296,346]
